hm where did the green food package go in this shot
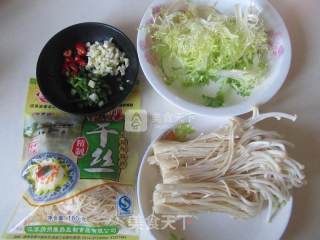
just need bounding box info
[3,79,141,240]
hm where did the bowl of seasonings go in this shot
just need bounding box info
[36,22,139,115]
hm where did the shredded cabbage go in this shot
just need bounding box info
[146,1,269,106]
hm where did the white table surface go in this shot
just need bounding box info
[0,0,319,239]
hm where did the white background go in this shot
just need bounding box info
[0,0,319,239]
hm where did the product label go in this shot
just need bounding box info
[78,120,124,180]
[5,79,141,240]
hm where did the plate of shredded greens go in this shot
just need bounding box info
[137,0,291,116]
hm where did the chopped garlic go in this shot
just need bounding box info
[89,93,98,102]
[88,80,96,88]
[98,101,104,107]
[86,39,130,77]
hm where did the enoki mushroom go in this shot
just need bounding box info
[149,109,305,221]
[15,184,132,231]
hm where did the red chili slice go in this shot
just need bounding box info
[63,49,72,57]
[75,42,87,56]
[64,56,73,63]
[74,55,81,62]
[75,57,87,67]
[62,63,70,75]
[69,63,79,74]
[62,62,69,71]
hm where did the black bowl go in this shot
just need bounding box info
[36,22,139,115]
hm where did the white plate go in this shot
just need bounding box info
[137,115,292,240]
[137,0,292,117]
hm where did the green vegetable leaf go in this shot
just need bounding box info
[175,123,195,141]
[202,90,225,108]
[227,78,256,97]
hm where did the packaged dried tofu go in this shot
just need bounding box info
[3,78,141,240]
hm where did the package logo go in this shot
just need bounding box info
[117,194,133,217]
[72,137,89,157]
[125,110,147,132]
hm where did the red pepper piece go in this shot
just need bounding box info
[74,55,81,62]
[64,56,73,63]
[62,62,69,71]
[75,42,87,56]
[69,63,79,74]
[62,63,70,75]
[75,56,87,67]
[63,49,72,57]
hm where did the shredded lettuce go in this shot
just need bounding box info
[146,1,269,106]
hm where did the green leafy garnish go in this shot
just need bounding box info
[175,123,195,141]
